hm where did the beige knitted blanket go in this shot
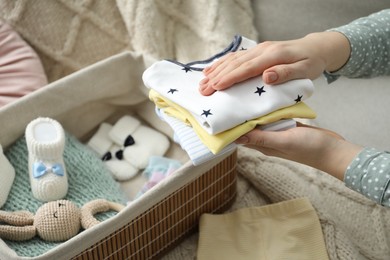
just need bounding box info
[163,147,390,260]
[0,0,257,82]
[1,1,389,259]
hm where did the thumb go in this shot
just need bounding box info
[235,129,285,148]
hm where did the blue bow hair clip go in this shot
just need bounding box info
[33,162,65,178]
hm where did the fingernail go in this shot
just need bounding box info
[235,135,249,144]
[199,77,209,85]
[265,71,278,83]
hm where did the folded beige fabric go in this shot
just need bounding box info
[197,197,329,260]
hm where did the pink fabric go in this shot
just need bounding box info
[0,21,47,107]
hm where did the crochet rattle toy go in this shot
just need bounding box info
[0,199,124,242]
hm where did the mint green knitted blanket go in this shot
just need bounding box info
[2,132,127,257]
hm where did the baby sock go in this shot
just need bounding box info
[104,144,139,181]
[87,122,113,157]
[108,115,140,146]
[25,117,68,202]
[109,115,170,170]
[0,144,15,208]
[123,125,170,169]
[87,122,139,181]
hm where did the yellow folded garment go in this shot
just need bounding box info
[149,89,316,154]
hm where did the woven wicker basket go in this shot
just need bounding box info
[0,52,238,259]
[73,150,237,260]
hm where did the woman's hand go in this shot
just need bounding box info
[199,32,351,96]
[235,123,363,181]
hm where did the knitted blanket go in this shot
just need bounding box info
[0,0,258,82]
[162,147,390,260]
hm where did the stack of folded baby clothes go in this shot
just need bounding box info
[142,35,316,165]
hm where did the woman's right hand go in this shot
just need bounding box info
[199,31,351,96]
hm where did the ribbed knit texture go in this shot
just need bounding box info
[25,117,68,202]
[2,132,126,257]
[25,117,65,159]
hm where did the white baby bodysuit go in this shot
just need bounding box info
[143,35,314,135]
[156,107,236,165]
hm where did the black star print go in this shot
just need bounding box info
[201,109,212,117]
[255,86,266,96]
[168,88,178,94]
[182,66,192,73]
[295,95,303,103]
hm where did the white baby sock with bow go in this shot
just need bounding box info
[25,117,68,202]
[0,144,15,208]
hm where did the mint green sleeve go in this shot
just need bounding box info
[324,9,390,83]
[344,147,390,207]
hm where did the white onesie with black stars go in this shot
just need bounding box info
[143,36,314,135]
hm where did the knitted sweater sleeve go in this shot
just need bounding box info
[344,147,390,207]
[324,9,390,83]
